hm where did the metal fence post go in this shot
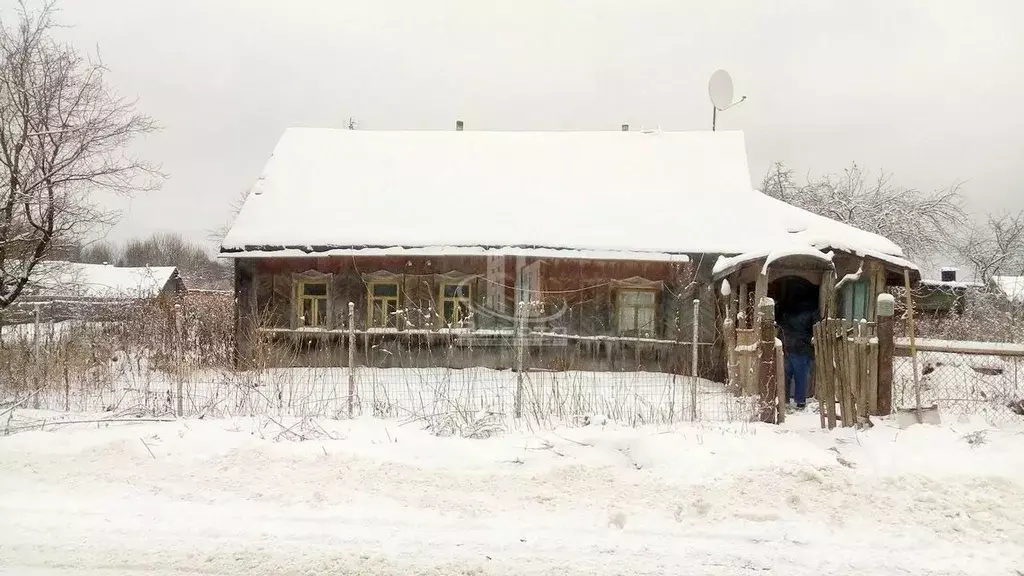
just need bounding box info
[690,299,699,422]
[902,270,922,423]
[175,303,183,417]
[32,303,40,409]
[348,301,356,418]
[514,301,526,419]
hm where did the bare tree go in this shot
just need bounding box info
[0,1,160,309]
[947,211,1024,284]
[120,232,229,289]
[760,161,964,262]
[208,188,250,246]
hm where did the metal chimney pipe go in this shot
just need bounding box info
[456,120,464,131]
[621,124,629,131]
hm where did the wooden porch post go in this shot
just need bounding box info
[757,297,778,423]
[234,258,257,369]
[875,293,895,416]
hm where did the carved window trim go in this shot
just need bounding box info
[291,270,333,329]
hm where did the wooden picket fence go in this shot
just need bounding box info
[812,318,879,429]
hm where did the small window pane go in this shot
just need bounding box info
[443,284,469,298]
[315,298,327,325]
[637,308,655,331]
[443,301,456,324]
[303,283,327,296]
[618,307,635,331]
[301,299,313,325]
[841,280,868,321]
[373,283,398,297]
[636,291,656,305]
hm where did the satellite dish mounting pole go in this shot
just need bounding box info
[708,69,745,132]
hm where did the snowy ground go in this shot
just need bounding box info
[1,409,1023,575]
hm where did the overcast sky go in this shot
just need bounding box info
[50,0,1024,249]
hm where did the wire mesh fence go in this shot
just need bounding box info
[893,347,1024,426]
[1,296,761,431]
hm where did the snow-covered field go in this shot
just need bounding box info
[1,409,1022,575]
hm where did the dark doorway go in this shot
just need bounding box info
[768,276,819,317]
[769,275,821,404]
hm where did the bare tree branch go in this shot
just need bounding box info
[0,1,162,309]
[760,161,965,265]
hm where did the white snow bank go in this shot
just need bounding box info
[1,415,1022,575]
[221,129,908,263]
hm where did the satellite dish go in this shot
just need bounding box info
[709,70,734,110]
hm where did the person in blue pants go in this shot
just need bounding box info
[778,304,819,409]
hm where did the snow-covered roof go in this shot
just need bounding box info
[221,128,911,264]
[992,276,1024,303]
[919,279,983,290]
[25,261,180,300]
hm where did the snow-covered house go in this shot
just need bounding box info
[915,268,983,315]
[220,127,919,375]
[6,261,184,323]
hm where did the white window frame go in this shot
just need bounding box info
[616,288,658,336]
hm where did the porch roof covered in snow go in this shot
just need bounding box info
[220,128,913,267]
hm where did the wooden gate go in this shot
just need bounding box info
[812,318,879,429]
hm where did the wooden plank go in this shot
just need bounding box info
[845,324,858,426]
[828,321,840,429]
[835,319,843,424]
[813,322,826,430]
[824,319,838,426]
[823,319,838,429]
[837,320,854,427]
[830,320,842,426]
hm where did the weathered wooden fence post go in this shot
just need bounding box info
[347,301,356,418]
[875,293,895,416]
[775,338,786,424]
[757,297,778,423]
